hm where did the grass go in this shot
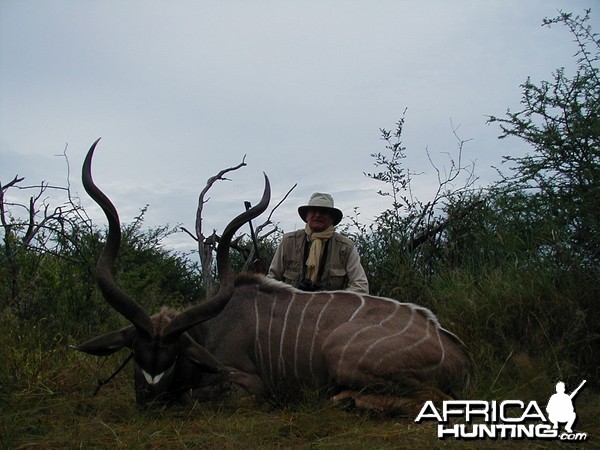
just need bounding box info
[0,352,437,449]
[1,337,598,449]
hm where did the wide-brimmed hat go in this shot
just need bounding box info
[298,192,343,226]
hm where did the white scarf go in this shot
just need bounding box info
[304,224,334,282]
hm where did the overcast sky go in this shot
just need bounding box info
[0,1,594,254]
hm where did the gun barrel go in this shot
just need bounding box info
[569,380,586,399]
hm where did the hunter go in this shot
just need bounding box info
[268,192,369,293]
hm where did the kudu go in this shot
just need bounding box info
[77,139,471,413]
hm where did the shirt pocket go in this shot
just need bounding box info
[283,269,301,285]
[327,268,347,290]
[329,268,347,278]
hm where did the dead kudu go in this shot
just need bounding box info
[77,139,471,414]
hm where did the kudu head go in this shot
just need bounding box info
[76,138,270,404]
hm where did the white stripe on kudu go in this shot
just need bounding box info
[278,293,296,377]
[309,293,334,383]
[293,292,314,382]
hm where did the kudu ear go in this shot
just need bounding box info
[75,325,137,356]
[181,333,223,373]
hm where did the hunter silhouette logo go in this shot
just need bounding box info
[415,379,589,441]
[546,380,586,434]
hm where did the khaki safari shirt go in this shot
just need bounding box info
[267,229,369,293]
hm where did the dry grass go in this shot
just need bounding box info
[2,342,598,449]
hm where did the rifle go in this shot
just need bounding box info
[569,380,586,399]
[244,201,264,273]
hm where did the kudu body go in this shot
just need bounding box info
[77,139,471,413]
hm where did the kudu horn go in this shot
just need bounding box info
[82,138,155,336]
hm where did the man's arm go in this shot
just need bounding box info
[267,242,285,280]
[345,246,369,294]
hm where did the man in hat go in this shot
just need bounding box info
[267,192,369,293]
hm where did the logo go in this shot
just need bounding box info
[415,380,588,442]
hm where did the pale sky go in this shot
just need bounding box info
[0,1,593,254]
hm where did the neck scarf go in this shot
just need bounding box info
[304,224,334,282]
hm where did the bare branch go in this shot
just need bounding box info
[1,175,25,192]
[255,183,297,235]
[188,155,248,295]
[194,155,247,241]
[179,226,198,242]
